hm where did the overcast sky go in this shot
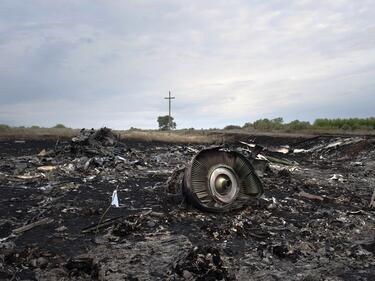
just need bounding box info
[0,0,374,129]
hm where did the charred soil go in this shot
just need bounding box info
[0,132,374,280]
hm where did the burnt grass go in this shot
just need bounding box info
[0,135,375,280]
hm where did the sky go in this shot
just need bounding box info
[0,0,374,129]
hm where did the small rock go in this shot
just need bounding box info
[183,270,193,280]
[38,149,48,157]
[37,257,48,269]
[31,257,48,269]
[55,226,68,232]
[267,203,277,210]
[37,165,57,172]
[147,220,156,228]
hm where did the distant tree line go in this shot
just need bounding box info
[312,118,375,131]
[0,124,69,132]
[2,117,375,133]
[225,117,375,131]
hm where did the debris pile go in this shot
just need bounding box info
[70,127,118,156]
[65,257,99,279]
[174,246,235,280]
[0,133,375,280]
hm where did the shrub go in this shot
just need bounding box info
[242,122,253,129]
[53,124,66,129]
[224,125,241,130]
[0,124,10,131]
[286,120,311,130]
[313,118,375,131]
[253,117,284,131]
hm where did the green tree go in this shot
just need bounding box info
[53,124,66,129]
[157,115,176,130]
[242,122,253,129]
[0,124,10,132]
[224,125,241,130]
[287,120,311,130]
[253,117,284,130]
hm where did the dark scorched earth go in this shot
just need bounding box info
[0,130,374,280]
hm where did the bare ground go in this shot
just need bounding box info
[0,134,374,280]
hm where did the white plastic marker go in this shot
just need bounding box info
[111,189,119,208]
[95,189,119,235]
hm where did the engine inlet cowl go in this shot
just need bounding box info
[182,147,264,212]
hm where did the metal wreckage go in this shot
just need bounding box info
[0,128,375,280]
[181,147,263,212]
[72,128,265,213]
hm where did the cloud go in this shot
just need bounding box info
[0,0,374,129]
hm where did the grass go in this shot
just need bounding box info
[1,126,374,144]
[0,127,223,144]
[2,117,375,142]
[0,127,78,140]
[117,129,223,144]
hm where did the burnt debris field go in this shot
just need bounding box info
[0,129,375,281]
